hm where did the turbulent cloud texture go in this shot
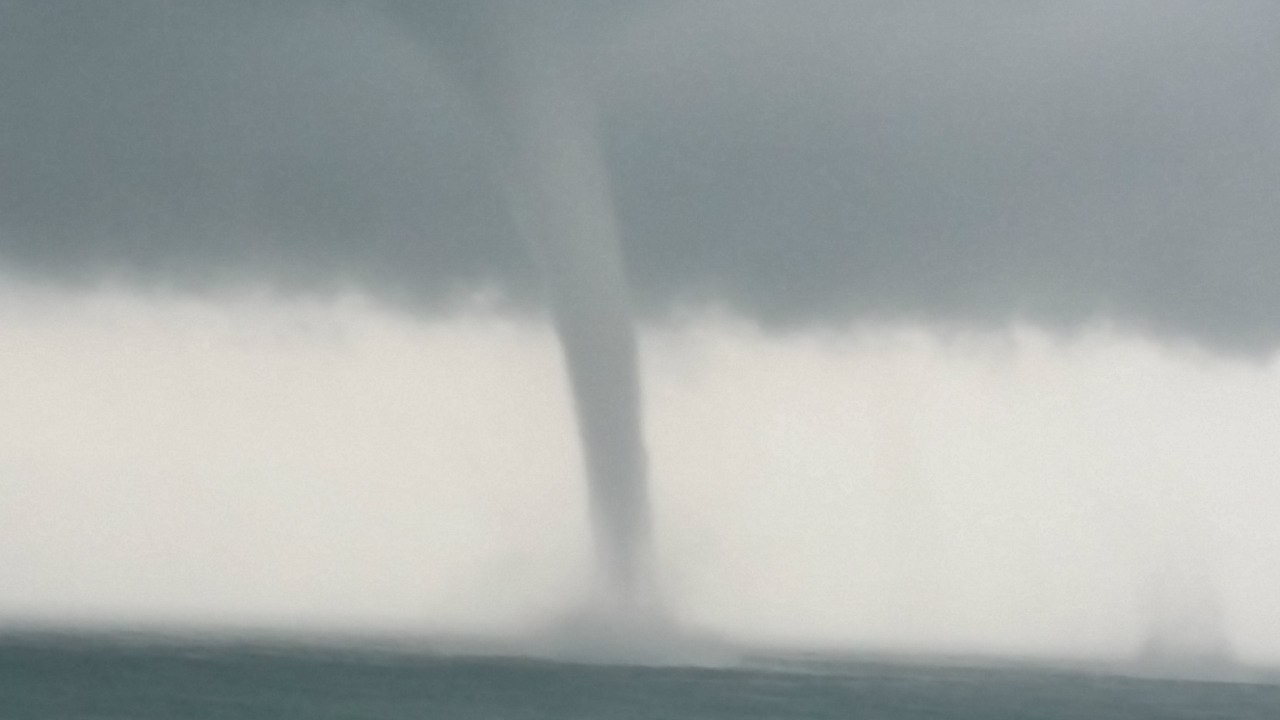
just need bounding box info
[2,1,1279,349]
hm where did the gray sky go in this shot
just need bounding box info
[3,1,1280,664]
[3,1,1278,349]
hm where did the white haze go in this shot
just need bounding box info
[3,286,1280,665]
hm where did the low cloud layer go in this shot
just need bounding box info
[3,1,1279,350]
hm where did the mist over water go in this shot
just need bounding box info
[5,288,1280,671]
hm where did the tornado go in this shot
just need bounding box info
[496,49,656,611]
[400,3,657,612]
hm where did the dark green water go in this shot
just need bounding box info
[3,634,1278,719]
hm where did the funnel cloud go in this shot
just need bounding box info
[390,2,657,610]
[466,10,656,611]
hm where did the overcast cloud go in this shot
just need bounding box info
[3,1,1278,349]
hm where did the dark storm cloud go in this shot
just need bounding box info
[0,2,525,302]
[599,1,1280,349]
[2,1,1279,349]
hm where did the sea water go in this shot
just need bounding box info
[3,633,1278,719]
